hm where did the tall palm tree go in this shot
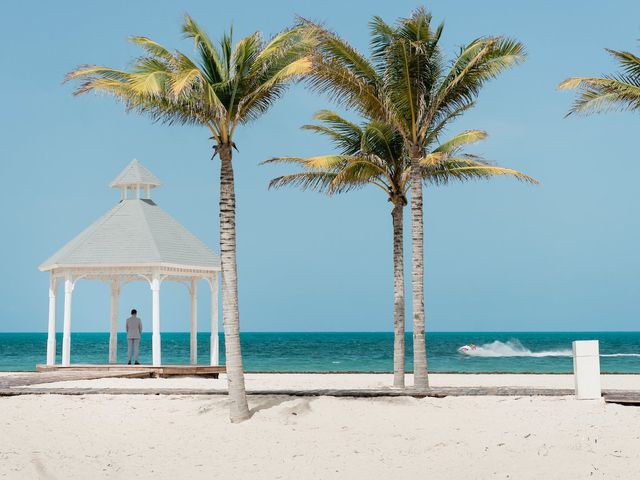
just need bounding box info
[559,43,640,114]
[302,8,526,390]
[65,15,311,423]
[263,112,536,388]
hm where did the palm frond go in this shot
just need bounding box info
[559,75,640,115]
[313,24,379,86]
[268,172,339,193]
[299,22,388,123]
[432,130,487,155]
[171,53,204,95]
[128,58,171,96]
[264,155,350,170]
[306,56,386,121]
[231,31,261,80]
[362,120,404,166]
[264,114,402,197]
[128,36,174,62]
[330,160,388,193]
[64,65,132,95]
[425,36,524,136]
[300,110,363,155]
[559,43,640,116]
[236,57,311,122]
[312,110,362,137]
[369,15,395,65]
[182,14,226,83]
[606,48,640,78]
[423,100,475,147]
[422,156,539,185]
[254,26,311,65]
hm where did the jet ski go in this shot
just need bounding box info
[458,344,477,354]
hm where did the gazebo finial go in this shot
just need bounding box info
[109,159,162,200]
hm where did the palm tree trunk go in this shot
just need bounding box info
[219,144,251,422]
[392,202,406,388]
[410,151,429,391]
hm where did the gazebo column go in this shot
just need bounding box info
[190,278,198,365]
[210,274,219,365]
[46,275,57,365]
[109,279,120,364]
[151,273,162,366]
[61,273,74,366]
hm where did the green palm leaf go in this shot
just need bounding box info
[432,130,487,155]
[423,156,539,185]
[559,43,640,115]
[128,36,175,62]
[268,171,339,192]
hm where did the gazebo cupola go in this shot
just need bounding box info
[39,160,221,368]
[109,158,161,200]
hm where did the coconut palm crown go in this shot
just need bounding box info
[559,44,640,115]
[264,112,537,387]
[65,15,312,423]
[301,7,526,390]
[265,113,535,198]
[66,16,311,145]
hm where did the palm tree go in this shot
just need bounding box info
[559,43,640,114]
[302,8,526,390]
[65,15,311,423]
[263,112,536,388]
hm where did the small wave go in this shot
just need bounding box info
[460,340,572,357]
[601,353,640,357]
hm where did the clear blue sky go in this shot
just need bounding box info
[1,0,639,332]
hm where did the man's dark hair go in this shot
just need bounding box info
[131,309,137,315]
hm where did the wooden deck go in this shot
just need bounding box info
[36,364,226,378]
[2,370,638,405]
[603,393,640,406]
[2,385,639,404]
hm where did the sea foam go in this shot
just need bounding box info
[461,339,572,357]
[460,339,640,358]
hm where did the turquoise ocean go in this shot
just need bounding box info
[1,332,639,373]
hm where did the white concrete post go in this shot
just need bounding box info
[151,273,161,366]
[573,340,601,399]
[61,274,74,366]
[190,279,198,365]
[46,275,57,365]
[109,280,120,364]
[210,274,219,366]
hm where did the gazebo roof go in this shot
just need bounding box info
[109,159,161,189]
[40,161,219,273]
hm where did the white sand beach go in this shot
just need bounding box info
[2,373,640,479]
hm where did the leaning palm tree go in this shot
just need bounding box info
[65,15,311,423]
[302,8,526,390]
[264,112,536,388]
[559,43,640,114]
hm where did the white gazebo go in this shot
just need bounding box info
[39,159,221,368]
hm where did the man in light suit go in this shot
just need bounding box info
[126,309,143,365]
